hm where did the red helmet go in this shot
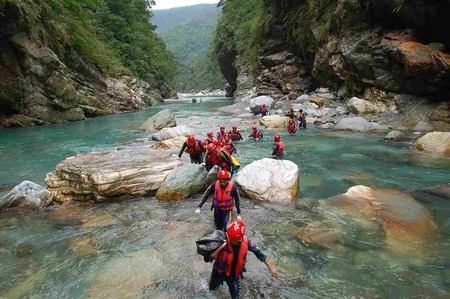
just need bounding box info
[227,220,245,243]
[232,126,237,131]
[207,131,213,138]
[187,135,195,144]
[207,143,217,153]
[252,126,257,131]
[218,170,231,180]
[220,125,225,131]
[274,135,281,142]
[213,140,221,146]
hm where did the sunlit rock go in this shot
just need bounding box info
[150,136,185,150]
[260,115,288,129]
[156,164,209,201]
[234,158,299,203]
[46,148,182,203]
[151,125,196,141]
[0,181,53,210]
[249,95,274,114]
[413,132,450,156]
[384,130,406,141]
[347,97,390,115]
[138,109,176,132]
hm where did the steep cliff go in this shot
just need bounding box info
[215,0,450,124]
[0,1,177,127]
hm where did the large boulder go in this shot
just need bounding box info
[156,164,209,201]
[138,109,176,132]
[234,158,299,203]
[249,96,275,114]
[335,117,385,131]
[0,181,52,210]
[260,115,288,129]
[151,125,196,141]
[45,148,182,203]
[347,97,390,115]
[150,136,186,150]
[413,132,450,156]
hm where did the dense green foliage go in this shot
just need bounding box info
[154,4,224,91]
[214,0,271,74]
[0,0,178,82]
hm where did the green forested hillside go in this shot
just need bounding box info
[0,0,178,83]
[154,5,225,91]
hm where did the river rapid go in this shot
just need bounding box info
[0,98,449,298]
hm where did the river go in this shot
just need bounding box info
[0,98,449,298]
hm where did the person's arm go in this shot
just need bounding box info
[272,143,278,155]
[197,183,215,209]
[198,140,206,153]
[248,239,277,277]
[211,241,227,260]
[178,142,187,158]
[231,143,238,154]
[259,131,263,139]
[231,184,241,215]
[238,132,243,140]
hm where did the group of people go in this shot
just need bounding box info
[286,107,307,134]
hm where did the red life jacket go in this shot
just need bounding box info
[287,119,296,133]
[221,140,233,154]
[229,131,240,141]
[186,141,202,155]
[207,153,220,167]
[217,131,226,142]
[214,236,248,278]
[252,131,261,139]
[212,181,234,211]
[273,141,285,155]
[261,106,267,113]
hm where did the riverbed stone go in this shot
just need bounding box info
[260,115,288,129]
[335,117,384,131]
[138,109,176,132]
[45,147,182,203]
[151,125,196,141]
[234,158,299,203]
[150,136,185,150]
[156,164,209,201]
[413,121,434,132]
[413,132,450,156]
[347,97,389,115]
[384,131,406,141]
[0,181,53,210]
[426,183,450,199]
[297,221,342,248]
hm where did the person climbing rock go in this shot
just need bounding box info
[205,220,277,299]
[298,109,307,129]
[272,134,285,156]
[287,115,297,134]
[248,126,263,140]
[228,126,243,141]
[195,170,241,231]
[178,135,205,164]
[221,133,239,156]
[260,104,268,117]
[205,143,234,173]
[217,125,227,142]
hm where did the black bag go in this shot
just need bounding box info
[195,230,226,256]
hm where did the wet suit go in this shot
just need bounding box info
[178,140,205,164]
[197,182,240,231]
[205,239,267,299]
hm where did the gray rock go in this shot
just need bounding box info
[217,102,248,115]
[151,125,196,141]
[138,109,176,132]
[426,183,450,199]
[1,181,52,210]
[320,123,335,129]
[384,131,406,141]
[335,117,385,131]
[413,121,434,132]
[249,96,274,114]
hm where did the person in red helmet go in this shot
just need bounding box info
[204,131,215,145]
[178,135,205,164]
[205,220,277,299]
[195,170,241,231]
[260,104,268,117]
[287,115,297,134]
[221,133,239,155]
[272,134,285,156]
[248,126,263,140]
[228,126,243,141]
[205,143,234,173]
[285,106,295,118]
[217,125,227,142]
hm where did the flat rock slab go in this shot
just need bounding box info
[45,147,182,203]
[151,125,196,141]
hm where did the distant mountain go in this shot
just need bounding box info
[153,3,219,33]
[153,4,225,91]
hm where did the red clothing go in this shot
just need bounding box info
[214,236,249,278]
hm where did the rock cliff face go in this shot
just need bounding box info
[216,0,450,123]
[0,3,175,128]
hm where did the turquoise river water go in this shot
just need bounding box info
[0,98,449,298]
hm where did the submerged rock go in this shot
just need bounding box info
[297,221,342,248]
[45,148,182,203]
[156,164,209,201]
[0,181,52,210]
[138,109,176,132]
[413,132,450,156]
[234,158,299,203]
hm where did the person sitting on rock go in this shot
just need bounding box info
[204,220,277,299]
[178,135,205,164]
[228,126,243,141]
[205,143,234,174]
[248,126,263,140]
[260,104,268,117]
[195,170,241,231]
[287,115,297,134]
[221,134,239,156]
[298,109,307,129]
[217,125,227,142]
[272,134,285,156]
[203,132,215,146]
